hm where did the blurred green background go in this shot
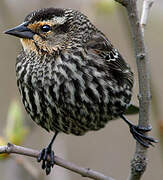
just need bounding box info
[0,0,163,179]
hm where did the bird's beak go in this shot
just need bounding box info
[4,22,34,39]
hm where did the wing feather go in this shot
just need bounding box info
[86,32,134,87]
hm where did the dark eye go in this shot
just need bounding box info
[41,24,51,32]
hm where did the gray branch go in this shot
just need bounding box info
[140,0,154,35]
[0,143,115,180]
[114,0,154,180]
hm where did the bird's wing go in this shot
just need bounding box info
[86,32,134,88]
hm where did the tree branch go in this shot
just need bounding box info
[114,0,155,180]
[140,0,154,35]
[0,143,115,180]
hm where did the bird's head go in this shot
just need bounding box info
[4,8,95,55]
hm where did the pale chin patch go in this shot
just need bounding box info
[20,36,60,55]
[20,38,37,53]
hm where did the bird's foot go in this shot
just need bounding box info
[37,146,55,175]
[120,115,158,148]
[129,124,158,148]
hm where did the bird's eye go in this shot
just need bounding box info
[41,24,51,32]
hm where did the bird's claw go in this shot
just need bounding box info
[120,115,158,148]
[129,124,158,148]
[37,147,55,175]
[133,124,152,132]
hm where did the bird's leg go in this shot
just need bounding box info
[120,114,158,148]
[37,131,58,175]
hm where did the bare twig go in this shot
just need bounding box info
[114,0,155,180]
[0,143,115,180]
[141,0,154,35]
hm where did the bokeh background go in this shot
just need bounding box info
[0,0,163,180]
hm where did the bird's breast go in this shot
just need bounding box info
[16,50,133,134]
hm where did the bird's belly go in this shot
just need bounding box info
[16,52,132,135]
[17,78,131,135]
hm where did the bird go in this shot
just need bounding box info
[4,7,157,175]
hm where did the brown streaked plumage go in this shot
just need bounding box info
[4,7,157,175]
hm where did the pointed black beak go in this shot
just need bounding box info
[4,22,34,39]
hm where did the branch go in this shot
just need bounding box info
[0,143,115,180]
[114,0,155,180]
[140,0,154,35]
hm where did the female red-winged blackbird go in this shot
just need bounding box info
[4,8,157,175]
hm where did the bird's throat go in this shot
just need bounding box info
[20,38,38,54]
